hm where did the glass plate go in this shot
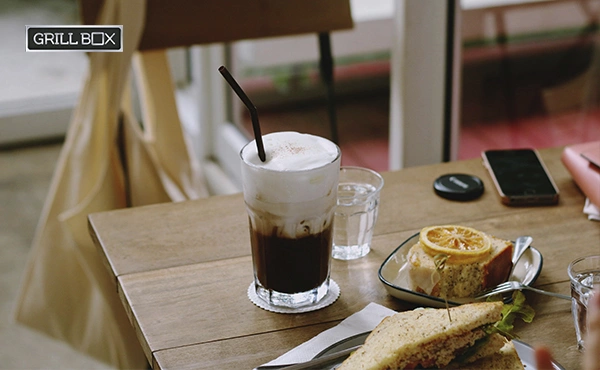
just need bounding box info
[378,233,543,307]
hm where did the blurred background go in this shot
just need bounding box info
[1,0,599,368]
[2,0,599,171]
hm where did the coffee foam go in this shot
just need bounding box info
[241,132,340,204]
[241,131,339,171]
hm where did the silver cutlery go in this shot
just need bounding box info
[475,280,571,300]
[255,344,361,370]
[508,235,533,277]
[512,236,533,266]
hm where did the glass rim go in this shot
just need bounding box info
[338,166,385,196]
[567,254,600,280]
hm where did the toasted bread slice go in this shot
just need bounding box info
[461,340,525,370]
[338,301,504,370]
[453,332,509,365]
[408,235,513,298]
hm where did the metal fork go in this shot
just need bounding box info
[475,280,571,300]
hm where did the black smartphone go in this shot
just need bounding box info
[481,148,559,206]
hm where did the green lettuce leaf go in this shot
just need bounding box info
[485,291,535,339]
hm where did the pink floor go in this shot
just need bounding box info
[338,109,600,172]
[458,107,600,160]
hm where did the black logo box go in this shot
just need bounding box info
[26,26,122,52]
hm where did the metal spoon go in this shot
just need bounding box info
[510,235,533,275]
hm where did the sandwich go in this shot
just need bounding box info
[338,297,533,370]
[459,339,524,369]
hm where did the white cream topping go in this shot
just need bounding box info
[240,131,340,206]
[241,131,339,171]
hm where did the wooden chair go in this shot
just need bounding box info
[79,0,354,144]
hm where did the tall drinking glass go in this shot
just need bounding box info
[568,255,600,351]
[240,131,341,308]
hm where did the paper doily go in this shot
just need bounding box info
[248,280,340,314]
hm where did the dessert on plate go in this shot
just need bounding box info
[407,225,513,299]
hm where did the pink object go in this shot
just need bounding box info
[561,141,600,207]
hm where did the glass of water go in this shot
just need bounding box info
[332,166,384,260]
[568,255,600,351]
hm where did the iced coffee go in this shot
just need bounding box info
[240,131,340,308]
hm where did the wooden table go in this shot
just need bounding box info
[89,147,598,369]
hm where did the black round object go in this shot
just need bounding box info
[433,173,484,201]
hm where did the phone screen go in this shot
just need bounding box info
[483,149,557,197]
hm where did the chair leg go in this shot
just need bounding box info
[318,32,339,145]
[116,113,132,208]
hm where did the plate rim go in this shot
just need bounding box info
[377,232,544,306]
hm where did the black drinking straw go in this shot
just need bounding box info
[218,66,266,162]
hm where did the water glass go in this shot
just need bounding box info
[332,166,384,260]
[568,255,600,351]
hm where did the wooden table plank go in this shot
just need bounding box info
[118,253,417,358]
[88,193,249,279]
[153,322,339,370]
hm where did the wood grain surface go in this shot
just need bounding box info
[88,146,599,369]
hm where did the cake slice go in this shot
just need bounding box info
[407,235,513,298]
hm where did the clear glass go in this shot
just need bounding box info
[332,166,384,260]
[568,255,600,351]
[240,133,340,308]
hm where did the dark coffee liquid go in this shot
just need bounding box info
[251,226,332,294]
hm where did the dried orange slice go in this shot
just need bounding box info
[419,225,491,264]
